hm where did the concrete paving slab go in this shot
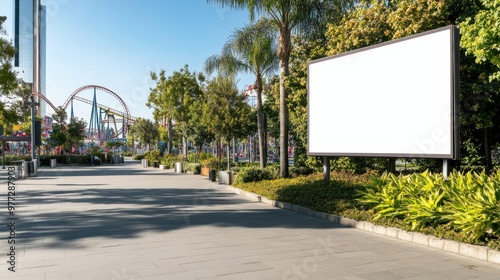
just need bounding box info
[0,159,499,279]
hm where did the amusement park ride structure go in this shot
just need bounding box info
[31,85,138,144]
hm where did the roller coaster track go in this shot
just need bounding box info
[70,95,137,123]
[31,91,58,112]
[32,86,136,140]
[62,85,132,122]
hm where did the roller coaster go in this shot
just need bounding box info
[32,85,138,144]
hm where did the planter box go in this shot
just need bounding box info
[174,162,184,173]
[209,170,216,182]
[218,171,232,185]
[159,164,168,170]
[201,166,209,176]
[231,173,237,185]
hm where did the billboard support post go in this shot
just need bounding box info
[323,157,330,184]
[443,159,449,180]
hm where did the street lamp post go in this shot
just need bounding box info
[30,95,38,161]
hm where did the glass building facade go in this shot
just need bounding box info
[13,0,46,117]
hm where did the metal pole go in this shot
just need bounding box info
[323,157,330,185]
[31,96,36,161]
[122,114,125,138]
[443,159,449,180]
[2,138,5,169]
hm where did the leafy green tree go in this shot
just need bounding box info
[148,70,173,154]
[323,0,500,172]
[0,16,17,96]
[459,54,500,172]
[326,0,447,56]
[125,124,139,154]
[262,75,281,158]
[460,0,500,81]
[50,107,68,153]
[148,65,203,156]
[0,17,30,133]
[187,94,215,154]
[67,118,87,151]
[286,37,328,167]
[131,118,159,152]
[205,18,277,168]
[202,75,253,170]
[48,106,86,154]
[207,0,353,177]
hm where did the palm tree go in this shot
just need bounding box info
[205,18,278,168]
[207,0,351,177]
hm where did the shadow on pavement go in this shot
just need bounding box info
[16,163,343,248]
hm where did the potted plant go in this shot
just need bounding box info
[200,158,217,177]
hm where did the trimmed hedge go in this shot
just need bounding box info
[234,166,275,184]
[234,170,500,250]
[2,155,32,165]
[185,163,201,174]
[132,154,145,160]
[2,153,117,166]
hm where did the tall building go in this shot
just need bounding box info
[13,0,46,117]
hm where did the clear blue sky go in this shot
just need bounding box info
[0,0,256,120]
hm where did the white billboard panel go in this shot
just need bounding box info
[308,26,459,159]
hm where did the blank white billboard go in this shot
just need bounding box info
[308,26,459,159]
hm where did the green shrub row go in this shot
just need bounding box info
[360,170,500,244]
[235,167,275,183]
[200,156,230,170]
[41,155,93,165]
[122,151,133,157]
[234,170,500,250]
[185,163,201,174]
[1,155,32,165]
[234,164,314,183]
[132,154,145,160]
[290,166,315,177]
[2,155,98,166]
[136,152,186,167]
[234,171,371,213]
[160,154,179,167]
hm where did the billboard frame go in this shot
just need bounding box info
[307,25,460,160]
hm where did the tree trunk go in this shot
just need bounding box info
[255,75,266,169]
[264,113,268,165]
[217,138,222,171]
[227,139,231,171]
[183,134,188,158]
[198,142,204,156]
[484,128,492,174]
[167,118,173,154]
[278,27,291,178]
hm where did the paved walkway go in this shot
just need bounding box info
[1,159,499,280]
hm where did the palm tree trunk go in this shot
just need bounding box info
[278,28,291,178]
[256,76,266,169]
[264,113,268,165]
